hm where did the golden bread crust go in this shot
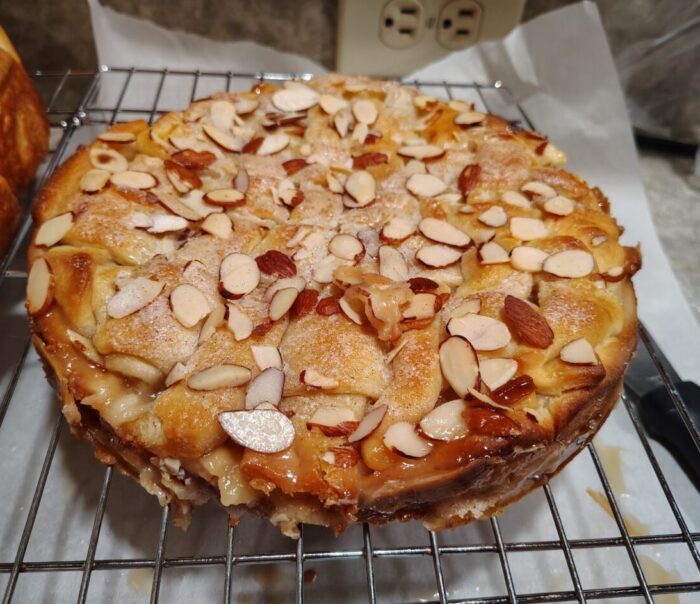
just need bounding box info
[27,75,639,536]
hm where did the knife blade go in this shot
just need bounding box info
[624,327,700,488]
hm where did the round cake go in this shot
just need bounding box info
[27,75,640,536]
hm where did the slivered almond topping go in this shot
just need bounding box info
[408,277,439,293]
[170,149,216,169]
[406,173,447,198]
[439,336,480,398]
[282,158,310,175]
[397,144,444,160]
[413,94,437,109]
[227,305,253,341]
[491,375,536,406]
[110,171,157,190]
[79,168,111,193]
[458,164,481,195]
[383,422,432,458]
[26,258,54,315]
[459,204,475,214]
[448,99,473,112]
[269,287,299,321]
[104,354,162,385]
[219,253,260,299]
[204,188,245,207]
[379,245,409,282]
[381,217,416,243]
[348,405,388,443]
[89,148,128,173]
[543,249,595,278]
[454,111,485,126]
[164,159,201,193]
[308,406,356,431]
[419,400,468,441]
[543,195,574,216]
[415,244,462,268]
[501,190,532,208]
[188,364,251,390]
[201,213,233,239]
[202,124,244,152]
[503,295,554,349]
[353,152,388,169]
[319,93,348,115]
[451,298,481,318]
[199,302,225,343]
[107,277,164,319]
[165,362,187,387]
[154,195,201,221]
[257,133,290,155]
[256,250,297,277]
[479,241,509,264]
[352,99,378,125]
[251,346,283,370]
[245,367,285,409]
[276,179,304,208]
[448,313,511,351]
[290,288,319,318]
[333,110,351,138]
[271,85,319,112]
[234,97,258,115]
[419,218,471,248]
[510,246,549,272]
[478,206,508,228]
[591,235,608,247]
[235,169,249,193]
[300,368,338,389]
[480,358,518,391]
[313,254,343,284]
[329,234,365,262]
[339,296,364,325]
[66,329,103,365]
[98,131,136,143]
[316,295,342,315]
[510,217,548,241]
[344,170,376,207]
[147,215,189,233]
[560,338,598,365]
[403,293,437,320]
[521,181,556,198]
[208,100,236,130]
[219,409,295,453]
[352,122,369,144]
[170,284,211,328]
[265,276,306,301]
[35,213,73,247]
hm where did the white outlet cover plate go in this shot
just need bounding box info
[337,0,525,78]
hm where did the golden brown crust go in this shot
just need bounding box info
[27,74,639,537]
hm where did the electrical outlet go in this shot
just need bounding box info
[337,0,526,77]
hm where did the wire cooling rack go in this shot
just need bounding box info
[0,67,699,604]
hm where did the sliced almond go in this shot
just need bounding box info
[208,100,236,130]
[448,99,473,112]
[110,171,157,190]
[415,244,462,268]
[397,144,444,160]
[204,188,245,207]
[339,296,364,325]
[501,190,532,208]
[419,400,468,441]
[147,215,189,234]
[251,345,283,371]
[300,368,338,389]
[165,362,188,387]
[381,217,416,243]
[164,161,200,194]
[269,287,299,321]
[235,169,249,193]
[543,249,595,278]
[107,277,164,319]
[379,245,409,282]
[219,253,260,299]
[543,195,574,216]
[98,131,136,143]
[264,276,306,301]
[169,284,211,328]
[451,298,481,318]
[234,97,259,115]
[80,168,111,193]
[454,111,485,126]
[227,305,253,341]
[591,235,608,247]
[510,217,548,241]
[199,302,225,343]
[155,195,202,221]
[403,292,436,320]
[479,241,509,264]
[352,99,377,125]
[510,246,549,272]
[308,406,356,429]
[480,358,518,391]
[35,213,73,247]
[419,218,471,247]
[257,133,290,156]
[188,364,251,390]
[352,122,369,144]
[66,329,103,365]
[329,234,365,262]
[333,110,351,138]
[521,181,556,198]
[219,408,295,453]
[448,313,511,351]
[478,206,508,228]
[348,405,387,443]
[319,94,347,115]
[201,213,233,239]
[439,335,480,397]
[271,85,319,112]
[26,257,54,315]
[383,422,432,458]
[406,173,447,198]
[245,367,285,409]
[344,170,376,207]
[89,148,128,173]
[560,338,598,365]
[313,254,344,284]
[202,124,244,152]
[104,354,162,385]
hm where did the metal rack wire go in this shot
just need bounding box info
[0,67,698,604]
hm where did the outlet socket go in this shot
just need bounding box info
[380,0,425,50]
[437,0,482,50]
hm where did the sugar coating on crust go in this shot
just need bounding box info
[27,75,640,536]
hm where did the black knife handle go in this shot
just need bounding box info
[637,381,700,489]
